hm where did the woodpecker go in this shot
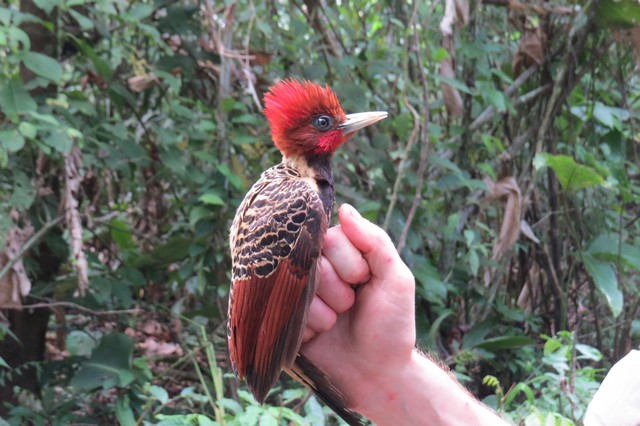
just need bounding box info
[228,79,387,425]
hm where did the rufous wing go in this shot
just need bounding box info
[228,172,327,403]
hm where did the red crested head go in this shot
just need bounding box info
[263,79,347,157]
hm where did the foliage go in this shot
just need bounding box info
[483,331,602,425]
[0,0,639,424]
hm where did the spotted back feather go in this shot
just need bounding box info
[228,163,328,402]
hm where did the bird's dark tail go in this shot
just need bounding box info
[285,353,366,426]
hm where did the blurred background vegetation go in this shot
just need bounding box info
[0,0,639,424]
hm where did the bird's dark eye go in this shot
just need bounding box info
[312,115,334,131]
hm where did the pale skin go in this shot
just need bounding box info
[300,204,510,426]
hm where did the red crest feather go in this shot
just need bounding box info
[263,79,346,156]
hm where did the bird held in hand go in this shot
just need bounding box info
[228,79,387,425]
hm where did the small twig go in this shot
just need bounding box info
[383,1,421,232]
[242,2,262,111]
[483,0,576,16]
[0,216,64,283]
[0,301,142,316]
[397,23,432,253]
[469,65,540,131]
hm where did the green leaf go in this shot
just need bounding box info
[592,102,629,129]
[231,114,261,125]
[582,253,623,317]
[29,110,59,126]
[333,82,367,112]
[199,192,225,206]
[0,130,25,152]
[427,310,454,349]
[71,333,135,391]
[433,47,449,62]
[110,219,136,250]
[66,331,98,356]
[18,121,36,138]
[189,206,212,227]
[474,335,536,350]
[485,88,506,112]
[0,355,9,369]
[71,36,113,80]
[43,129,74,153]
[413,257,448,304]
[21,51,62,83]
[462,318,498,349]
[0,77,37,116]
[468,250,480,276]
[148,385,169,405]
[575,343,602,361]
[586,234,640,272]
[127,3,155,20]
[0,214,11,250]
[129,236,192,269]
[0,148,6,169]
[216,397,243,414]
[533,153,604,191]
[69,9,94,31]
[8,27,30,51]
[596,0,640,28]
[431,72,473,94]
[33,0,60,14]
[116,394,136,426]
[504,382,535,406]
[10,170,35,211]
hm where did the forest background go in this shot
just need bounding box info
[0,0,639,425]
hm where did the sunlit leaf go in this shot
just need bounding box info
[582,253,623,317]
[586,234,640,272]
[148,385,169,405]
[199,192,225,206]
[533,153,604,191]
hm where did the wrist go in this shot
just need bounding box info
[350,350,427,422]
[353,350,509,426]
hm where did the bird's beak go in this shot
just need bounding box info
[338,111,388,135]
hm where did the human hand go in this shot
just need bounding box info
[300,203,417,412]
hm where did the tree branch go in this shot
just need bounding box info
[0,216,64,284]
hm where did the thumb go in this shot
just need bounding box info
[337,204,414,287]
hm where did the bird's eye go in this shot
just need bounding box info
[312,115,334,131]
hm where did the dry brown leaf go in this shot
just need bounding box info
[140,337,183,357]
[141,320,163,336]
[513,29,545,77]
[127,74,160,93]
[0,225,34,307]
[440,57,464,117]
[614,27,640,67]
[484,176,522,259]
[520,219,540,244]
[518,263,541,313]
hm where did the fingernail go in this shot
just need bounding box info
[344,203,362,221]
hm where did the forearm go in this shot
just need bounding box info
[355,351,510,426]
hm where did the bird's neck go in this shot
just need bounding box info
[282,154,336,218]
[282,154,333,185]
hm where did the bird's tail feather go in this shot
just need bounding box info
[285,353,366,426]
